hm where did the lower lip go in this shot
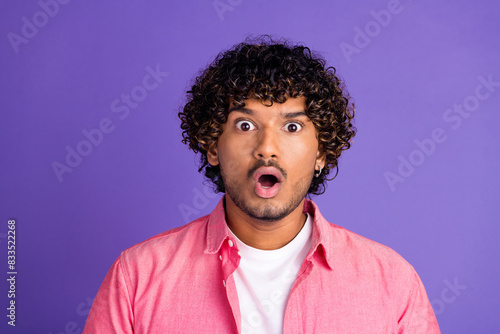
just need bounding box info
[254,181,281,199]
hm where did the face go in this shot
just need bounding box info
[207,96,325,222]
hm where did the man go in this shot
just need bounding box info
[83,36,440,333]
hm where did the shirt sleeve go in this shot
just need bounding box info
[397,269,441,334]
[82,256,134,333]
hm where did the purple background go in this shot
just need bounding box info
[1,0,499,333]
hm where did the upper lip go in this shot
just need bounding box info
[252,167,283,184]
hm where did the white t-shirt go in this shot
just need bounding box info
[229,214,313,334]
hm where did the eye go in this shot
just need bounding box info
[283,122,302,133]
[235,120,256,131]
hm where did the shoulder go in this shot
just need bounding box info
[118,214,210,265]
[334,223,409,264]
[324,220,417,288]
[306,199,414,277]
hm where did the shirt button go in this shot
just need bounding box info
[222,280,226,287]
[228,240,234,247]
[219,255,222,260]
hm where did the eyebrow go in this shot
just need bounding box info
[228,107,309,119]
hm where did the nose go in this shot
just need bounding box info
[253,127,279,160]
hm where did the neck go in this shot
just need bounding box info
[224,196,307,250]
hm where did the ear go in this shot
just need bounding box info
[206,144,219,167]
[315,149,326,170]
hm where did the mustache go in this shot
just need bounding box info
[247,160,287,179]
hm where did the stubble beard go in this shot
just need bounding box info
[222,169,314,223]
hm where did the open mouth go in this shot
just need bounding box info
[253,167,283,198]
[258,174,279,189]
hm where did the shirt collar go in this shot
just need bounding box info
[302,198,334,270]
[205,196,334,270]
[205,196,231,254]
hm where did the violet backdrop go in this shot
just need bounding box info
[0,0,499,333]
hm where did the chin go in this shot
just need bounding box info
[245,202,292,222]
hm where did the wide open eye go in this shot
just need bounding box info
[283,122,303,133]
[236,120,256,131]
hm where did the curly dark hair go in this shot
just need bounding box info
[178,36,356,195]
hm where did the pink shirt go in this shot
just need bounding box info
[83,197,440,333]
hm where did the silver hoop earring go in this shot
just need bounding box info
[314,166,322,177]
